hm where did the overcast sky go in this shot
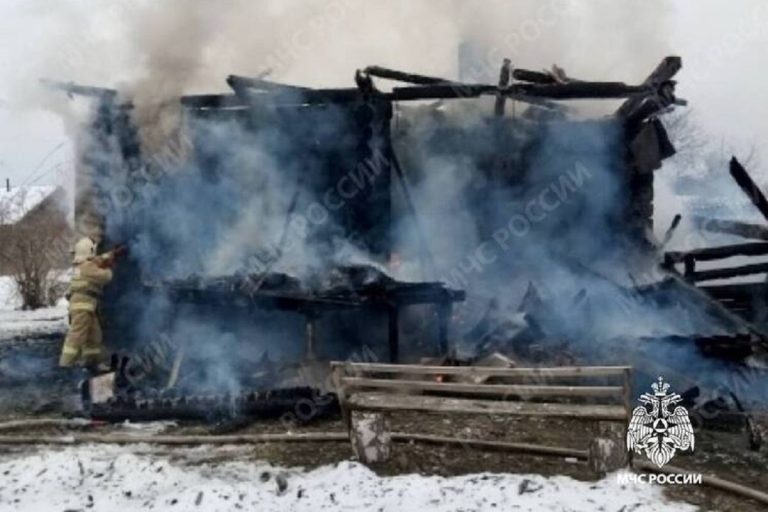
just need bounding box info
[0,0,766,188]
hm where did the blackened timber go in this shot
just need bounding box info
[391,81,647,102]
[494,59,512,116]
[665,242,768,263]
[179,79,654,110]
[392,83,496,100]
[617,56,682,119]
[690,262,768,283]
[729,157,768,223]
[661,214,682,247]
[512,68,556,84]
[364,66,450,85]
[622,96,667,128]
[294,88,371,104]
[639,56,683,88]
[226,75,366,105]
[693,217,768,242]
[516,81,647,99]
[181,94,248,109]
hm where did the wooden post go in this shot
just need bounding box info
[350,411,391,464]
[683,254,695,281]
[387,305,400,363]
[437,301,453,356]
[589,421,628,475]
[494,58,512,116]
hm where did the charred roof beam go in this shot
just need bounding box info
[617,56,685,125]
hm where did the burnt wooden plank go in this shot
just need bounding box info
[691,261,768,282]
[347,392,628,421]
[391,81,645,102]
[331,362,631,378]
[341,377,625,398]
[364,66,449,85]
[616,56,682,119]
[665,242,768,263]
[512,68,556,84]
[227,74,311,94]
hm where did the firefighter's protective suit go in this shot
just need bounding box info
[59,237,115,368]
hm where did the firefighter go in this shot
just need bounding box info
[59,236,125,371]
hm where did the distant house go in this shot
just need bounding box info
[0,186,72,276]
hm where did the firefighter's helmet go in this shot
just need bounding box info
[72,237,96,264]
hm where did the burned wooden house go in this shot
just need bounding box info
[49,55,732,399]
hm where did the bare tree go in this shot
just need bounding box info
[0,188,71,310]
[662,109,706,167]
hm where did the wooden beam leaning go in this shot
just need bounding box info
[616,56,682,120]
[226,75,366,105]
[729,156,768,223]
[363,66,450,85]
[227,74,311,95]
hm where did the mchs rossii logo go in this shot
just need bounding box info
[627,377,695,468]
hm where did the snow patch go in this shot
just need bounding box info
[0,276,67,339]
[0,445,700,511]
[0,277,16,310]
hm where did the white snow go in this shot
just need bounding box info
[0,276,67,339]
[0,276,16,310]
[0,445,700,512]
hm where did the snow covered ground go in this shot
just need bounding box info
[0,276,67,339]
[0,445,698,512]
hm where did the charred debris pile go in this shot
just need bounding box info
[45,55,768,426]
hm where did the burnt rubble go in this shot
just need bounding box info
[664,158,768,331]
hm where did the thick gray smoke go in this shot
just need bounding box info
[391,104,768,403]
